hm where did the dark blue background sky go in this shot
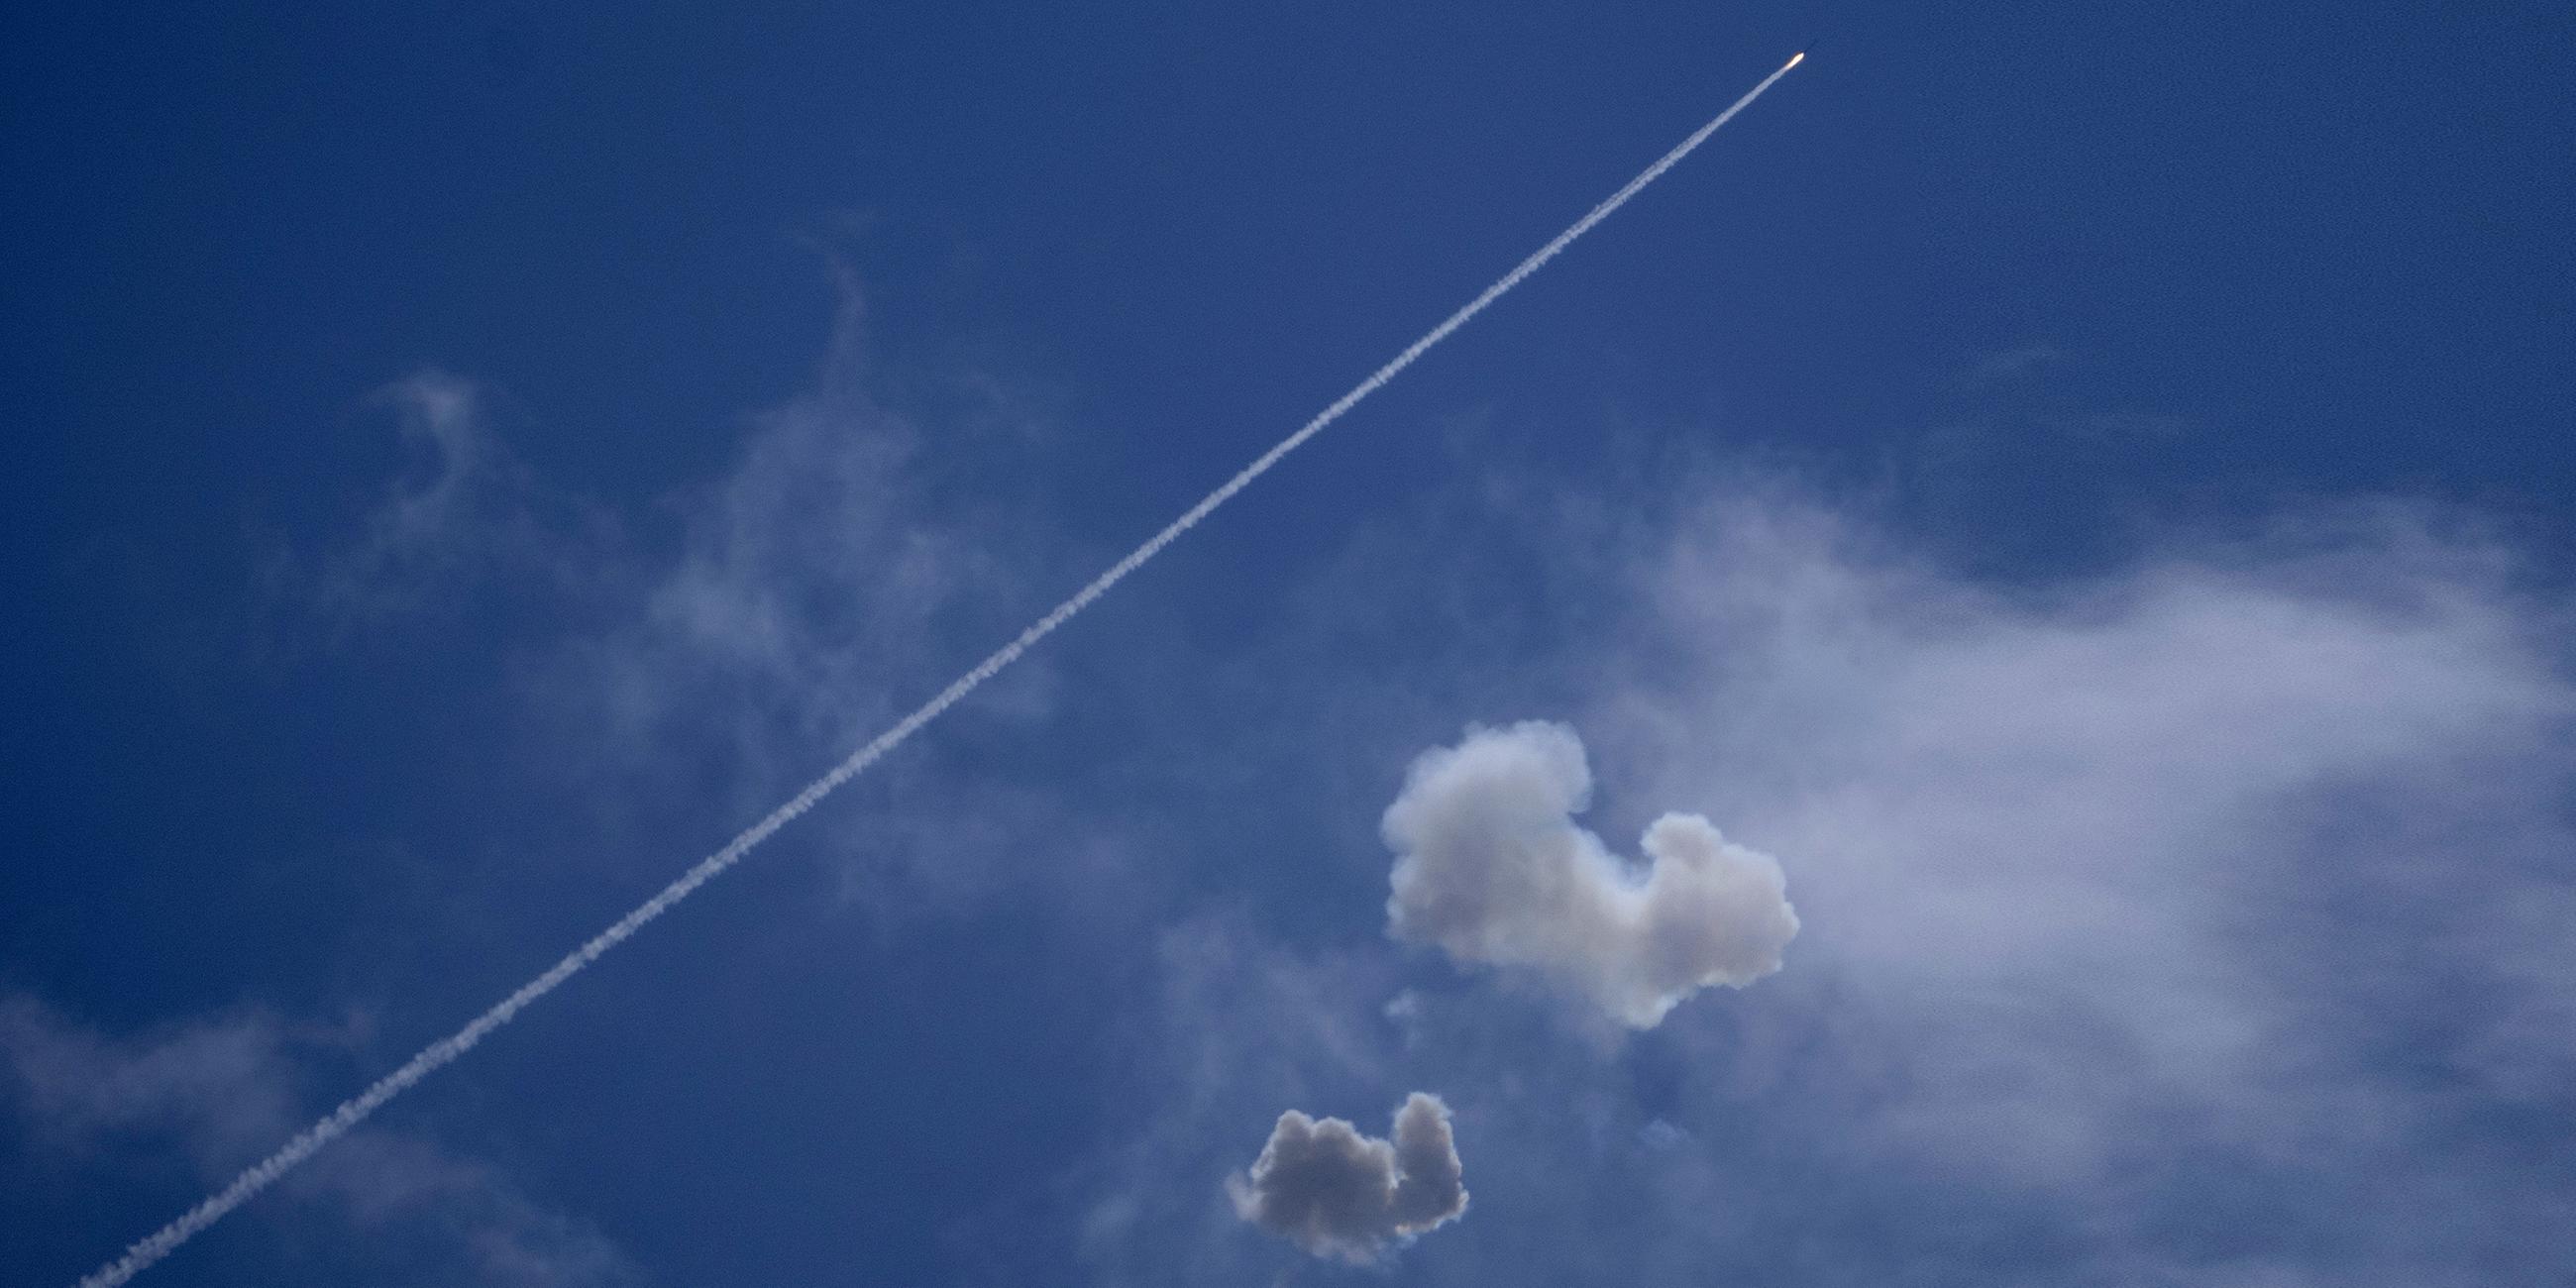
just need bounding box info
[6,3,2572,1285]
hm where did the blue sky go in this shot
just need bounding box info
[6,3,2573,1285]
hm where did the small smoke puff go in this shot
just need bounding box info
[1384,720,1798,1028]
[1229,1092,1468,1263]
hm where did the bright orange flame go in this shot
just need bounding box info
[1788,51,1805,68]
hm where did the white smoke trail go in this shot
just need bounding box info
[73,53,1804,1288]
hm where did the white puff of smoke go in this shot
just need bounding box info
[1229,1092,1468,1263]
[1384,721,1798,1028]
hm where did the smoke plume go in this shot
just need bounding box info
[1384,721,1797,1027]
[1229,1092,1468,1263]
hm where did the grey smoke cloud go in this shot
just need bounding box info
[1229,1092,1468,1263]
[1384,721,1798,1028]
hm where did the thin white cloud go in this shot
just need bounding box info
[1962,344,2065,385]
[1569,486,2576,1276]
[543,334,1042,832]
[0,994,633,1287]
[279,372,599,632]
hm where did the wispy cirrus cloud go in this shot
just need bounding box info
[1,993,633,1287]
[270,372,611,637]
[1562,483,2576,1282]
[269,278,1095,925]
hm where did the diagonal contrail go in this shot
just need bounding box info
[74,52,1804,1288]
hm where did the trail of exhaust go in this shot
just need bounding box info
[74,53,1803,1288]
